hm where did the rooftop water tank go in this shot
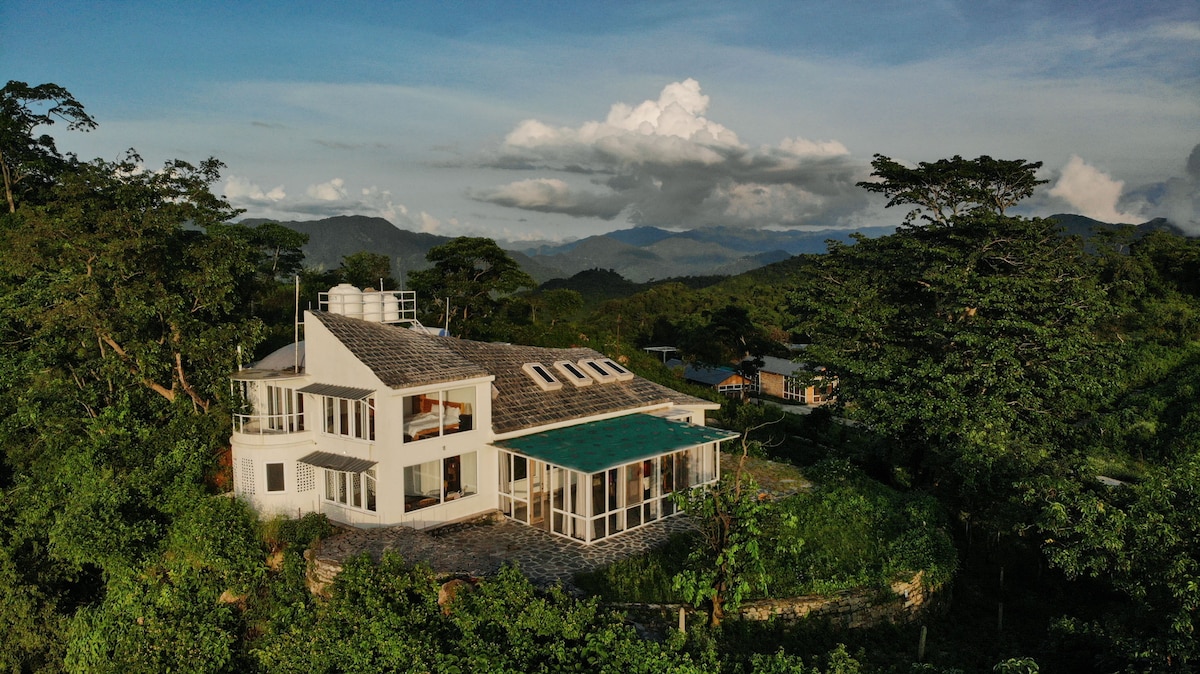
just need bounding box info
[327,284,363,318]
[362,289,383,322]
[382,292,401,322]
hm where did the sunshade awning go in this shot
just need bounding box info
[495,414,738,474]
[298,451,377,474]
[297,383,375,400]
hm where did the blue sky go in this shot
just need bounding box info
[5,0,1198,240]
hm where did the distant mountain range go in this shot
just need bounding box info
[511,225,901,282]
[238,213,1186,285]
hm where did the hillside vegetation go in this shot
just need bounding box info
[4,82,1200,672]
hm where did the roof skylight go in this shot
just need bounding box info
[579,358,618,383]
[597,358,635,381]
[522,363,563,391]
[554,360,594,387]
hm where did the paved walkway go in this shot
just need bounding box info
[312,513,696,592]
[310,457,808,592]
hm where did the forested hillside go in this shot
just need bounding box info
[4,82,1200,672]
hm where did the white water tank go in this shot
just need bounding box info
[327,284,363,318]
[362,289,383,322]
[382,292,401,322]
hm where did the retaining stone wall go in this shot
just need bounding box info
[614,571,935,628]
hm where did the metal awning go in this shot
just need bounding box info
[495,414,738,474]
[298,451,377,474]
[297,383,375,400]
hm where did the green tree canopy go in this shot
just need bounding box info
[857,154,1047,225]
[1,80,96,212]
[337,250,395,290]
[408,237,535,339]
[0,151,264,412]
[794,159,1112,524]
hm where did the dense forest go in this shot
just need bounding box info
[3,81,1200,672]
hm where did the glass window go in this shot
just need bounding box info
[403,389,476,442]
[266,463,285,492]
[353,399,365,439]
[321,396,373,439]
[662,454,675,494]
[367,399,374,440]
[456,452,478,497]
[323,468,377,512]
[338,399,350,436]
[592,473,606,516]
[626,463,643,505]
[404,453,478,512]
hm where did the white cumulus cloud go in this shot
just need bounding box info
[779,137,850,158]
[479,79,866,228]
[223,175,286,205]
[306,178,348,201]
[1049,156,1143,224]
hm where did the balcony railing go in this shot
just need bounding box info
[233,412,306,436]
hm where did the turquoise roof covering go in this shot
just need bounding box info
[496,414,738,474]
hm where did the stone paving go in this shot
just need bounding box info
[310,456,808,593]
[311,512,697,592]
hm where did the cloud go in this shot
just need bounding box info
[474,178,630,220]
[1049,155,1143,224]
[306,178,348,201]
[1151,143,1200,234]
[223,175,286,205]
[224,175,432,228]
[778,137,850,158]
[475,79,869,229]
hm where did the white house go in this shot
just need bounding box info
[230,288,735,544]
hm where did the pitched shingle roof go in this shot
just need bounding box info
[438,338,711,435]
[310,311,712,435]
[309,312,489,388]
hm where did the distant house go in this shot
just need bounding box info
[669,359,751,396]
[230,286,736,544]
[755,355,837,405]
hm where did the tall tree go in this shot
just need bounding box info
[408,237,535,339]
[0,80,96,212]
[0,151,264,413]
[249,221,308,280]
[857,154,1046,225]
[337,250,395,289]
[794,157,1112,524]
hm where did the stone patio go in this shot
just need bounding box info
[310,512,697,593]
[308,455,809,593]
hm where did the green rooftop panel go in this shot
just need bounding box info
[496,414,738,474]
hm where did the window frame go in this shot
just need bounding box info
[265,462,286,492]
[323,467,377,512]
[404,452,479,512]
[321,395,376,440]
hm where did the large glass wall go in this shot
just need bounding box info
[403,452,478,512]
[498,442,720,544]
[402,386,476,442]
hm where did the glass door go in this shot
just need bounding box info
[529,461,550,531]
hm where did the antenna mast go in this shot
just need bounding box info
[293,275,301,373]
